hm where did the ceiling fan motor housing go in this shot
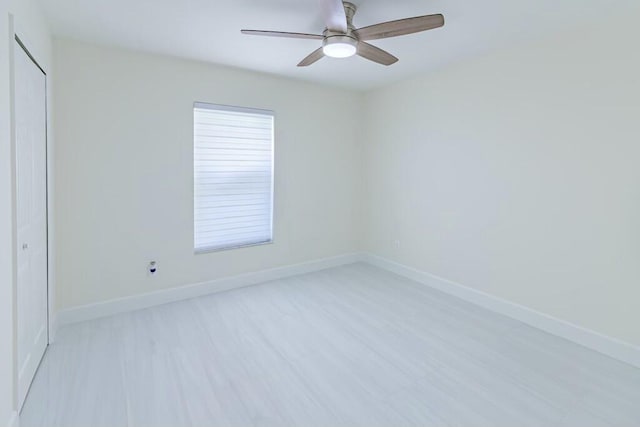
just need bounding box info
[322,1,358,59]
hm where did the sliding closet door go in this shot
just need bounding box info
[15,38,48,410]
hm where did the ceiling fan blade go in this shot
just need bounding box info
[354,14,444,41]
[357,42,398,66]
[297,47,325,67]
[318,0,348,33]
[241,30,324,40]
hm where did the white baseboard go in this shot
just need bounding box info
[53,251,640,370]
[7,411,19,427]
[56,253,362,327]
[363,253,640,369]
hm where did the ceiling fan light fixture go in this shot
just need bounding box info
[322,35,357,58]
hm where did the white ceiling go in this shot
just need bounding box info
[38,0,635,90]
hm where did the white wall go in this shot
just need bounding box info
[363,9,640,347]
[0,4,14,425]
[1,0,52,423]
[51,3,640,357]
[53,39,363,311]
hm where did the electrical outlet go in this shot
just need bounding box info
[148,261,158,276]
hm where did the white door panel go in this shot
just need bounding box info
[15,39,48,410]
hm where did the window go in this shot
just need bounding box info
[194,102,274,252]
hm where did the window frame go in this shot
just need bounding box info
[193,101,275,254]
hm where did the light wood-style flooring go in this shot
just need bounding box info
[21,263,640,426]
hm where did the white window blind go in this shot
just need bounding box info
[194,102,274,252]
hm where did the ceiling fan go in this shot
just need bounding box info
[241,0,444,67]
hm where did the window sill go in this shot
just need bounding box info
[194,239,273,254]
